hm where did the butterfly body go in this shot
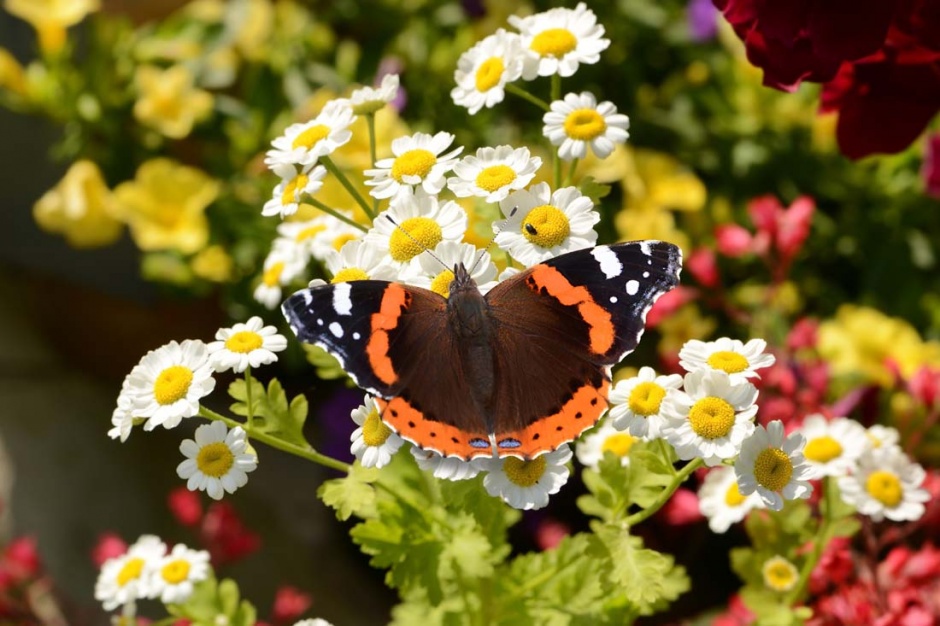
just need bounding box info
[283,241,682,461]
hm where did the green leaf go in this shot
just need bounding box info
[595,523,690,615]
[578,176,612,204]
[577,443,676,522]
[218,579,240,616]
[229,375,309,446]
[438,513,498,581]
[317,463,379,520]
[740,588,802,626]
[303,343,350,381]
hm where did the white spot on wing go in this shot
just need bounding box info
[333,282,353,316]
[643,271,650,278]
[591,247,622,279]
[353,332,361,340]
[317,319,324,326]
[610,296,618,303]
[639,241,652,256]
[329,322,344,338]
[626,280,640,295]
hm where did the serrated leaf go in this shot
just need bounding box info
[303,343,350,381]
[230,375,308,446]
[317,464,379,520]
[740,588,800,625]
[595,524,689,615]
[438,514,497,581]
[578,176,612,204]
[577,444,677,522]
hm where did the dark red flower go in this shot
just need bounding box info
[168,487,204,527]
[271,586,313,624]
[923,133,940,197]
[712,0,898,91]
[201,502,261,566]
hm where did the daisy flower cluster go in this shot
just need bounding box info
[109,317,286,499]
[94,535,210,611]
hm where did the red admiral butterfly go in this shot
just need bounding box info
[283,241,682,461]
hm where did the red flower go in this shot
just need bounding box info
[645,286,697,328]
[271,586,313,624]
[712,0,898,91]
[714,224,754,258]
[91,533,127,568]
[168,487,203,527]
[687,248,720,288]
[924,133,940,197]
[201,502,261,566]
[660,487,703,526]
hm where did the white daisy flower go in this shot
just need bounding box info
[679,337,776,382]
[838,446,929,522]
[451,29,525,115]
[762,556,799,593]
[293,620,335,626]
[265,100,356,168]
[542,92,629,161]
[797,414,868,478]
[95,535,166,611]
[123,340,216,431]
[509,3,611,80]
[176,421,258,500]
[365,131,463,201]
[608,367,683,439]
[346,73,399,115]
[262,163,328,218]
[323,238,400,283]
[403,240,498,297]
[351,395,404,469]
[276,214,362,263]
[735,420,816,511]
[575,418,636,470]
[152,544,210,604]
[108,389,137,442]
[661,369,758,466]
[493,182,599,267]
[253,246,308,309]
[364,191,468,264]
[448,145,542,204]
[698,465,763,534]
[865,424,902,452]
[474,444,572,511]
[208,316,288,373]
[411,446,481,481]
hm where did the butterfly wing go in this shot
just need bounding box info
[484,241,682,459]
[282,281,492,457]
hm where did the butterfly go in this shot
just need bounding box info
[282,241,682,461]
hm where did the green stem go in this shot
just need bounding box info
[198,406,351,473]
[786,476,833,605]
[564,157,580,186]
[366,113,380,216]
[656,439,678,476]
[304,197,368,232]
[505,83,551,111]
[550,75,562,189]
[320,155,375,220]
[625,458,703,526]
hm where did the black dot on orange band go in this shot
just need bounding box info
[451,437,459,443]
[556,426,563,431]
[533,433,540,440]
[408,421,415,428]
[575,412,582,419]
[391,409,399,417]
[590,398,598,406]
[430,432,437,437]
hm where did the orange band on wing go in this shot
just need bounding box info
[529,265,615,355]
[366,283,410,385]
[378,396,491,461]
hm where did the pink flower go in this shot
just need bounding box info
[534,518,571,551]
[660,488,703,525]
[271,585,313,624]
[787,318,819,351]
[908,366,940,409]
[924,134,940,197]
[91,533,127,568]
[715,224,754,257]
[645,286,696,328]
[687,247,720,288]
[168,487,203,527]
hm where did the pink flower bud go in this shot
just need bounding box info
[747,195,782,235]
[272,586,313,624]
[715,224,754,257]
[776,196,815,259]
[686,247,720,288]
[908,366,940,409]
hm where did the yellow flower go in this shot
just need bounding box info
[191,245,234,283]
[5,0,100,53]
[114,159,219,254]
[818,305,940,386]
[615,206,690,251]
[234,0,274,60]
[33,160,123,248]
[0,47,26,96]
[657,305,717,356]
[133,65,213,139]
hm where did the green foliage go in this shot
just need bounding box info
[165,575,257,626]
[228,374,309,447]
[303,344,352,382]
[577,444,676,522]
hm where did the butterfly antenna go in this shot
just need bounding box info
[468,206,517,276]
[385,214,448,270]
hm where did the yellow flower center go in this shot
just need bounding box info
[196,441,235,478]
[724,481,747,507]
[753,448,793,492]
[475,164,517,193]
[153,365,194,405]
[295,224,326,242]
[331,267,370,283]
[332,233,358,251]
[601,433,636,457]
[803,435,843,464]
[521,204,571,248]
[116,557,145,587]
[161,559,191,585]
[503,455,547,488]
[530,28,577,58]
[430,270,456,298]
[281,173,308,206]
[866,432,883,449]
[291,124,331,150]
[224,330,263,354]
[627,382,666,417]
[762,557,798,592]
[362,408,392,447]
[563,109,607,141]
[262,261,285,286]
[706,351,750,374]
[688,397,736,439]
[475,57,505,92]
[388,216,443,262]
[391,149,437,183]
[866,470,903,507]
